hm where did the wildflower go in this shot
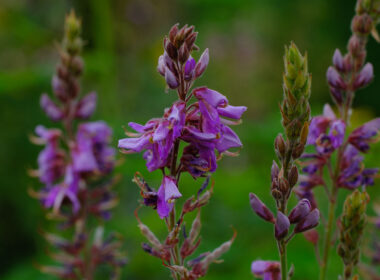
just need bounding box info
[251,260,281,280]
[157,176,182,219]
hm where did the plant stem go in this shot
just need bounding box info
[278,240,287,280]
[319,187,338,280]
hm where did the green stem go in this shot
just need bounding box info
[278,240,287,280]
[319,188,338,280]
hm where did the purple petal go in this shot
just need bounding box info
[216,125,242,153]
[193,87,228,108]
[75,92,97,119]
[288,199,311,224]
[165,67,179,89]
[294,208,320,233]
[333,49,344,72]
[249,193,275,223]
[275,211,290,240]
[40,94,64,121]
[217,105,247,119]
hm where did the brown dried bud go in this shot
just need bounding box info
[288,165,299,187]
[292,143,305,159]
[271,189,282,200]
[165,39,178,60]
[169,23,179,43]
[274,134,286,159]
[352,14,373,35]
[179,43,190,64]
[278,177,290,194]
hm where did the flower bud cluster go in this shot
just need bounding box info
[31,11,125,278]
[338,190,369,279]
[249,194,319,241]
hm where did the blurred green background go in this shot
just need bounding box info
[1,0,380,279]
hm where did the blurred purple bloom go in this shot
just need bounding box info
[348,118,380,153]
[195,48,209,78]
[35,125,65,186]
[327,66,346,90]
[333,49,344,72]
[73,121,115,174]
[251,260,280,280]
[157,176,182,218]
[75,92,97,119]
[40,94,64,121]
[43,165,80,213]
[307,104,336,145]
[338,144,378,189]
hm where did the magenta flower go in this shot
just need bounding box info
[73,121,115,174]
[348,118,380,153]
[251,260,280,280]
[118,101,186,171]
[157,176,182,218]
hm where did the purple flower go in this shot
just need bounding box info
[42,165,80,214]
[184,56,196,81]
[157,176,182,218]
[73,121,115,174]
[119,101,186,172]
[348,118,380,153]
[328,120,345,149]
[40,94,64,121]
[251,260,280,280]
[75,92,97,119]
[35,125,66,186]
[249,193,275,223]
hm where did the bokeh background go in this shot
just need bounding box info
[1,0,380,279]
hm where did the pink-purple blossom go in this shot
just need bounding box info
[251,260,280,280]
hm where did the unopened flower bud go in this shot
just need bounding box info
[294,208,320,233]
[195,48,209,78]
[271,161,280,182]
[165,67,179,89]
[274,134,286,159]
[333,49,345,72]
[330,87,344,105]
[169,23,179,43]
[348,36,361,56]
[288,165,299,188]
[288,199,311,224]
[157,55,166,76]
[353,62,373,90]
[275,211,290,240]
[75,92,97,119]
[179,43,190,64]
[352,14,373,35]
[278,177,290,194]
[326,67,346,90]
[164,39,178,60]
[249,193,275,223]
[40,94,64,122]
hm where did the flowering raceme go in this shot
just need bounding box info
[119,23,245,279]
[30,11,125,279]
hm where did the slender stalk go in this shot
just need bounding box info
[319,187,338,280]
[278,240,287,280]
